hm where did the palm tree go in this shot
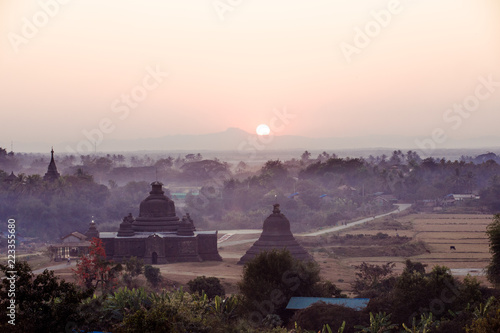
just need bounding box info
[11,173,27,196]
[464,171,476,194]
[25,174,43,195]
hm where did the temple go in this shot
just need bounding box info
[43,148,61,182]
[98,181,222,264]
[238,204,313,264]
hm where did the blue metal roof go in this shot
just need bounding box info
[286,297,369,310]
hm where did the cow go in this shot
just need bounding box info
[450,246,456,250]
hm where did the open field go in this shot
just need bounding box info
[145,212,494,294]
[308,213,492,292]
[29,212,493,294]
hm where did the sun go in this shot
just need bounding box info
[256,124,271,136]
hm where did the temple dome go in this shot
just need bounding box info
[261,204,294,239]
[132,181,180,232]
[238,204,313,264]
[138,181,176,218]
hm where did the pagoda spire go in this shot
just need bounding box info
[43,147,61,182]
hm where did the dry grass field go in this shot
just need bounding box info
[37,212,494,294]
[152,212,494,294]
[307,213,493,292]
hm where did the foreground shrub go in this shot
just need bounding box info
[144,265,162,288]
[188,276,225,299]
[0,261,92,332]
[117,301,210,333]
[238,249,323,323]
[291,302,363,333]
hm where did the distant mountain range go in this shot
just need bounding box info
[12,127,500,155]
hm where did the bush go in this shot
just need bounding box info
[486,214,500,286]
[466,308,500,333]
[238,249,322,323]
[372,232,389,240]
[188,276,225,300]
[117,300,210,333]
[122,256,144,288]
[144,265,162,288]
[291,302,363,333]
[310,280,343,298]
[125,256,144,278]
[0,261,91,332]
[367,262,488,327]
[351,262,395,297]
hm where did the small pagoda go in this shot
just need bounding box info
[238,204,313,265]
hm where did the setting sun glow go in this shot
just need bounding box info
[256,124,271,136]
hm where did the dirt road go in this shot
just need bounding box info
[217,204,412,247]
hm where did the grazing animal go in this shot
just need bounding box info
[450,246,456,250]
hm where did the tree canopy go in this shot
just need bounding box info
[486,214,500,286]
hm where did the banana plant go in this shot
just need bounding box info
[473,296,496,319]
[208,295,239,322]
[321,321,346,333]
[402,313,438,333]
[149,289,171,305]
[321,324,333,333]
[355,312,398,333]
[104,287,151,321]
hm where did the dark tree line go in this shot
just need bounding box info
[3,148,500,240]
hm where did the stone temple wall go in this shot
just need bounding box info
[97,181,222,264]
[197,233,222,261]
[101,233,221,264]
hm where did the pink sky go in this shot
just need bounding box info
[1,0,500,152]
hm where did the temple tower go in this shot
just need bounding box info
[85,219,100,239]
[117,214,135,237]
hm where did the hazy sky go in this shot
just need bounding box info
[1,0,500,152]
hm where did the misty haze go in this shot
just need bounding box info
[1,1,500,332]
